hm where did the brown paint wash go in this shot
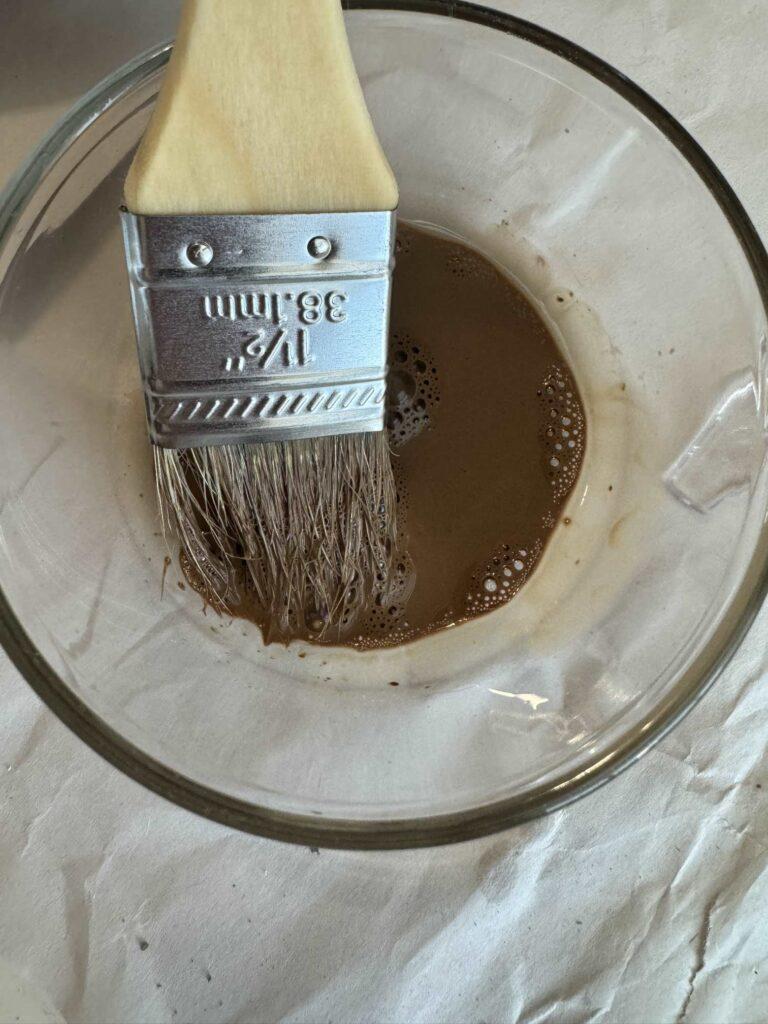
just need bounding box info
[189,223,587,648]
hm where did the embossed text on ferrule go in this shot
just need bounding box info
[203,291,287,324]
[223,327,313,374]
[202,290,348,326]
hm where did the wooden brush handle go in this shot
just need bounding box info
[125,0,398,216]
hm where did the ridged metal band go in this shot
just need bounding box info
[120,209,396,448]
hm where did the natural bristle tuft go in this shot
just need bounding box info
[154,434,397,639]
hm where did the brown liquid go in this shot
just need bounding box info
[200,224,586,647]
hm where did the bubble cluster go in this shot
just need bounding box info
[179,548,231,611]
[464,541,543,616]
[537,363,586,502]
[446,246,495,283]
[353,615,449,652]
[386,332,440,449]
[354,560,410,642]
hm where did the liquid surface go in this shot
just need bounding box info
[349,224,585,648]
[190,224,586,648]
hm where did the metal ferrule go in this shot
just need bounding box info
[120,210,396,448]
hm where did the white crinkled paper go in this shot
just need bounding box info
[1,2,768,1022]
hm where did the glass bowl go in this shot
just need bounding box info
[1,1,767,849]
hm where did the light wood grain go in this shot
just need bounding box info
[124,0,398,215]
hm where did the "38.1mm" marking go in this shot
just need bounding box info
[204,290,347,326]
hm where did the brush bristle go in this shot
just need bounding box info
[154,433,397,638]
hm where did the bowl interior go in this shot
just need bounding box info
[1,5,767,843]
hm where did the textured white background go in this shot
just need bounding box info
[2,3,768,1022]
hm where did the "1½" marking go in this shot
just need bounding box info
[222,328,313,374]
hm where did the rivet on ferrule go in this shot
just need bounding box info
[307,236,333,260]
[186,241,214,267]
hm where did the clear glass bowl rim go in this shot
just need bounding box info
[2,0,767,849]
